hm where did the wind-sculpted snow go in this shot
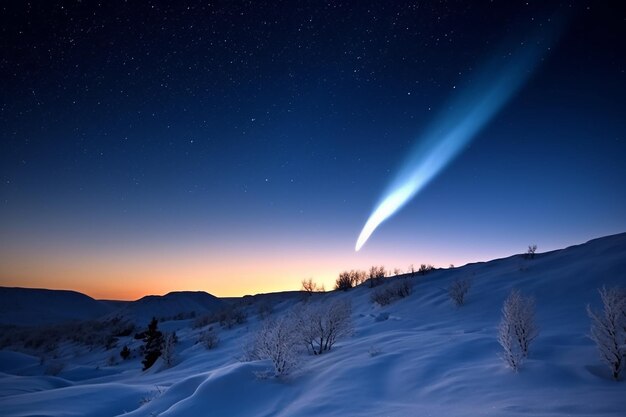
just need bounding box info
[0,233,625,416]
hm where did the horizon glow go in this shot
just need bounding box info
[355,35,556,252]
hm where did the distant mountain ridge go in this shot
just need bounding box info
[0,288,226,327]
[0,287,113,326]
[112,291,226,325]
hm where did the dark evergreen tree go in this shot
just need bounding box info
[141,317,164,370]
[120,345,131,360]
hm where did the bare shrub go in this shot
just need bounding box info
[392,280,412,298]
[218,306,247,329]
[448,279,472,307]
[296,299,353,355]
[351,270,368,286]
[498,289,538,371]
[371,280,412,306]
[254,315,301,377]
[368,265,386,288]
[371,287,393,306]
[418,264,435,275]
[200,327,219,350]
[525,244,538,259]
[335,271,354,291]
[587,286,626,380]
[393,268,403,276]
[302,278,324,295]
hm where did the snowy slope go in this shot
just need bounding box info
[0,233,625,416]
[0,287,113,326]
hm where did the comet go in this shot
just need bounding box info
[355,30,559,252]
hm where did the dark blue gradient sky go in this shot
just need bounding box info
[1,1,624,299]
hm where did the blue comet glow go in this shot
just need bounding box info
[355,35,556,251]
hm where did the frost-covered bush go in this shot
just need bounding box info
[448,279,472,307]
[254,315,301,377]
[162,332,177,368]
[498,289,538,371]
[200,327,219,350]
[295,299,353,355]
[587,286,626,380]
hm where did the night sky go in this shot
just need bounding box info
[1,1,625,300]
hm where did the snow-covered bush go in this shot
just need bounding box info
[448,279,472,307]
[498,289,538,371]
[253,315,301,377]
[587,286,626,380]
[296,299,353,355]
[162,332,177,368]
[200,327,219,350]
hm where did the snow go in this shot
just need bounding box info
[1,233,625,416]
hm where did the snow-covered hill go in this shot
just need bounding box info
[0,233,625,416]
[0,287,113,326]
[113,291,227,325]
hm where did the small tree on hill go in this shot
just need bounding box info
[296,299,353,355]
[587,286,626,380]
[498,289,538,371]
[302,278,323,295]
[141,317,164,370]
[526,244,537,259]
[162,332,177,368]
[368,265,386,287]
[254,315,301,377]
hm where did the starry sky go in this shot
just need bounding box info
[1,1,625,300]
